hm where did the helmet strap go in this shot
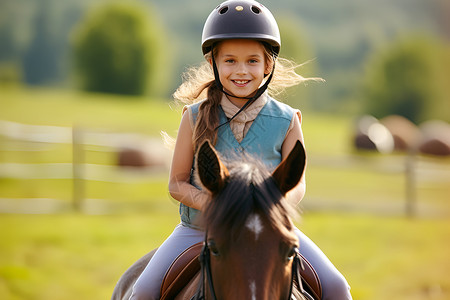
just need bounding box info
[211,45,276,130]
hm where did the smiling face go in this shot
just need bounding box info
[214,39,272,106]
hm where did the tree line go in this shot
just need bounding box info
[0,0,449,123]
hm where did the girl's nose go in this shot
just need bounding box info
[235,63,248,75]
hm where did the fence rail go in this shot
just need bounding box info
[1,120,449,216]
[0,120,171,212]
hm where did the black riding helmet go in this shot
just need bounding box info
[201,0,281,56]
[201,0,281,128]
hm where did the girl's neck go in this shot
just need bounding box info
[223,89,258,108]
[226,95,250,108]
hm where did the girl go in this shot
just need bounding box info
[130,0,352,299]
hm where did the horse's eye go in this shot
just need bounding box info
[286,246,297,261]
[207,240,220,257]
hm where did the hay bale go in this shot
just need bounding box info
[118,147,152,167]
[353,115,394,153]
[418,120,450,156]
[117,139,171,168]
[380,115,421,151]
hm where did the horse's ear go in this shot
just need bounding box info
[196,140,229,195]
[272,140,306,195]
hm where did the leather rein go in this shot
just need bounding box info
[193,229,309,300]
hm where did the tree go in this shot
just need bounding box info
[23,0,61,85]
[72,1,169,96]
[363,37,441,123]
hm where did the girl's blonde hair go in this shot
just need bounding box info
[173,43,322,151]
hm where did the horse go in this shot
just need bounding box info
[112,140,320,300]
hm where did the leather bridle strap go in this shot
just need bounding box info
[194,232,306,300]
[288,248,306,299]
[194,230,218,300]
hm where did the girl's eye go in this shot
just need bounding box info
[249,59,258,64]
[225,59,235,63]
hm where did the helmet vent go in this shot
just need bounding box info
[251,6,261,14]
[219,6,229,14]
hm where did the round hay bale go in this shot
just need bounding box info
[118,147,152,167]
[380,115,421,151]
[354,133,377,151]
[418,120,450,156]
[353,115,378,150]
[353,115,394,153]
[117,139,171,168]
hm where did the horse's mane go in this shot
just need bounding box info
[198,156,299,243]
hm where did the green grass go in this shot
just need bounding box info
[1,87,450,299]
[300,213,450,300]
[0,212,449,300]
[0,87,181,134]
[0,212,180,300]
[2,86,448,215]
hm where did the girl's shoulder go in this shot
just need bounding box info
[184,99,207,116]
[263,97,298,121]
[182,99,208,128]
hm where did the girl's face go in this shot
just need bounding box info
[215,39,271,106]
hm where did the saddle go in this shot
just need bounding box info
[160,242,322,300]
[160,242,203,300]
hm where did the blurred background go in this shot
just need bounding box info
[0,0,449,299]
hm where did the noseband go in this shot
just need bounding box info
[193,230,311,300]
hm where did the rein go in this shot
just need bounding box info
[193,229,218,300]
[193,230,308,300]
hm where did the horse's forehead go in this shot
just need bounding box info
[245,213,264,241]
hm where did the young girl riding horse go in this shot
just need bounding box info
[130,0,352,299]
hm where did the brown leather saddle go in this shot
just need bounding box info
[160,242,322,300]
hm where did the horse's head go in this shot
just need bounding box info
[196,140,306,300]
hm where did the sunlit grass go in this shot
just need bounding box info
[0,87,181,134]
[0,177,173,213]
[1,87,449,300]
[300,213,450,300]
[0,212,180,300]
[0,212,449,300]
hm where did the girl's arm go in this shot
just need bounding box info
[281,111,306,205]
[168,110,209,211]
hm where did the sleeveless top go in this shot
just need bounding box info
[180,96,296,229]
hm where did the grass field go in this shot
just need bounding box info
[0,212,449,300]
[1,86,450,299]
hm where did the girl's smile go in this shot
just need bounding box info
[214,39,271,107]
[233,80,250,87]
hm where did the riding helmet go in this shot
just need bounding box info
[201,0,281,56]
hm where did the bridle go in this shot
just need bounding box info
[192,181,313,300]
[193,230,218,300]
[193,229,310,300]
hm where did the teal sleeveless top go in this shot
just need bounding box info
[180,96,296,229]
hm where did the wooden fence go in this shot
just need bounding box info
[0,120,171,212]
[1,120,448,216]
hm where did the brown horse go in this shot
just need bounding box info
[112,140,317,300]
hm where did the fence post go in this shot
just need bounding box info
[72,126,85,212]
